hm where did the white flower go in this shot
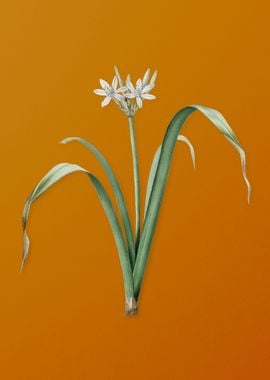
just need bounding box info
[125,76,156,108]
[93,68,157,115]
[93,76,124,107]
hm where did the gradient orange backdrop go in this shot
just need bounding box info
[1,0,269,379]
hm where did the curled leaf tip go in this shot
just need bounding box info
[177,135,196,169]
[20,261,25,274]
[59,137,76,145]
[247,180,251,205]
[21,229,29,273]
[222,135,251,205]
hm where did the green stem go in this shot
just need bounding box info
[128,116,140,253]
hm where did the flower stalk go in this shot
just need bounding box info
[128,115,141,253]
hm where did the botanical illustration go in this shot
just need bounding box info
[21,67,251,315]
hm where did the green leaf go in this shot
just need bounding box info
[60,137,135,268]
[21,162,134,299]
[143,135,196,219]
[133,105,251,299]
[144,146,161,221]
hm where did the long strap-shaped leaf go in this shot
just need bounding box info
[133,105,251,299]
[60,137,135,268]
[143,135,196,219]
[21,163,134,299]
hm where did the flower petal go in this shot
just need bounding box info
[142,84,154,93]
[126,80,135,93]
[99,79,110,89]
[136,97,143,108]
[112,75,118,90]
[136,78,142,88]
[116,86,127,93]
[142,93,156,100]
[125,93,135,98]
[114,93,122,102]
[101,96,111,107]
[93,89,107,96]
[143,68,150,85]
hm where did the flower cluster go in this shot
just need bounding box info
[93,67,157,116]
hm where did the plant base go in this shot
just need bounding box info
[125,297,138,316]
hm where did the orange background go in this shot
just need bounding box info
[1,0,270,379]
